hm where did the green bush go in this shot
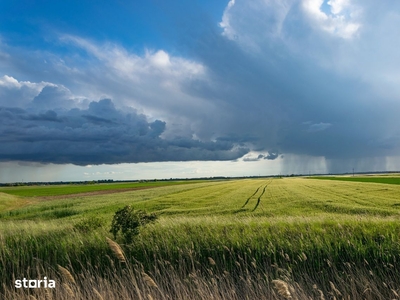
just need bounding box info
[110,205,157,243]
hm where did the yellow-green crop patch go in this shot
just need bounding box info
[0,192,33,211]
[2,177,400,220]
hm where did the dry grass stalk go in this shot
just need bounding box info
[363,287,371,294]
[392,289,399,298]
[313,284,325,300]
[58,265,76,284]
[329,281,342,296]
[93,287,104,300]
[142,272,158,288]
[301,252,307,261]
[317,289,326,300]
[223,245,230,252]
[272,279,292,299]
[106,237,126,263]
[208,257,216,265]
[44,288,52,300]
[62,283,75,297]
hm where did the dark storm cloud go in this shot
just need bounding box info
[242,156,261,162]
[24,110,62,122]
[82,114,117,125]
[265,152,279,160]
[173,0,400,167]
[242,152,280,162]
[0,98,248,165]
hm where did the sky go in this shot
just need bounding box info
[1,0,400,182]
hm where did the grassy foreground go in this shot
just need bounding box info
[1,177,400,299]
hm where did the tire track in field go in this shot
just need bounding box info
[252,179,273,212]
[241,185,262,208]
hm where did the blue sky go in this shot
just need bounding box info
[1,0,400,182]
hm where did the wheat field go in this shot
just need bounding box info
[1,176,400,299]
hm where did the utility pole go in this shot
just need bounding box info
[352,168,354,177]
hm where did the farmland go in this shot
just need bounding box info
[311,175,400,185]
[1,176,400,299]
[0,179,204,198]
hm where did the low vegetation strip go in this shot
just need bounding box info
[0,180,205,197]
[310,176,400,185]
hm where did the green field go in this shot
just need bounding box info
[311,175,400,185]
[1,177,400,299]
[0,180,204,197]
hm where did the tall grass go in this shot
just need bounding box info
[1,216,400,299]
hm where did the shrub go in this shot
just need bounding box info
[110,205,157,243]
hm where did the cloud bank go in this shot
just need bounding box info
[0,78,248,165]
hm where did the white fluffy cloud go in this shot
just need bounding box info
[56,35,216,139]
[301,0,360,38]
[60,35,205,82]
[0,75,52,107]
[219,0,294,53]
